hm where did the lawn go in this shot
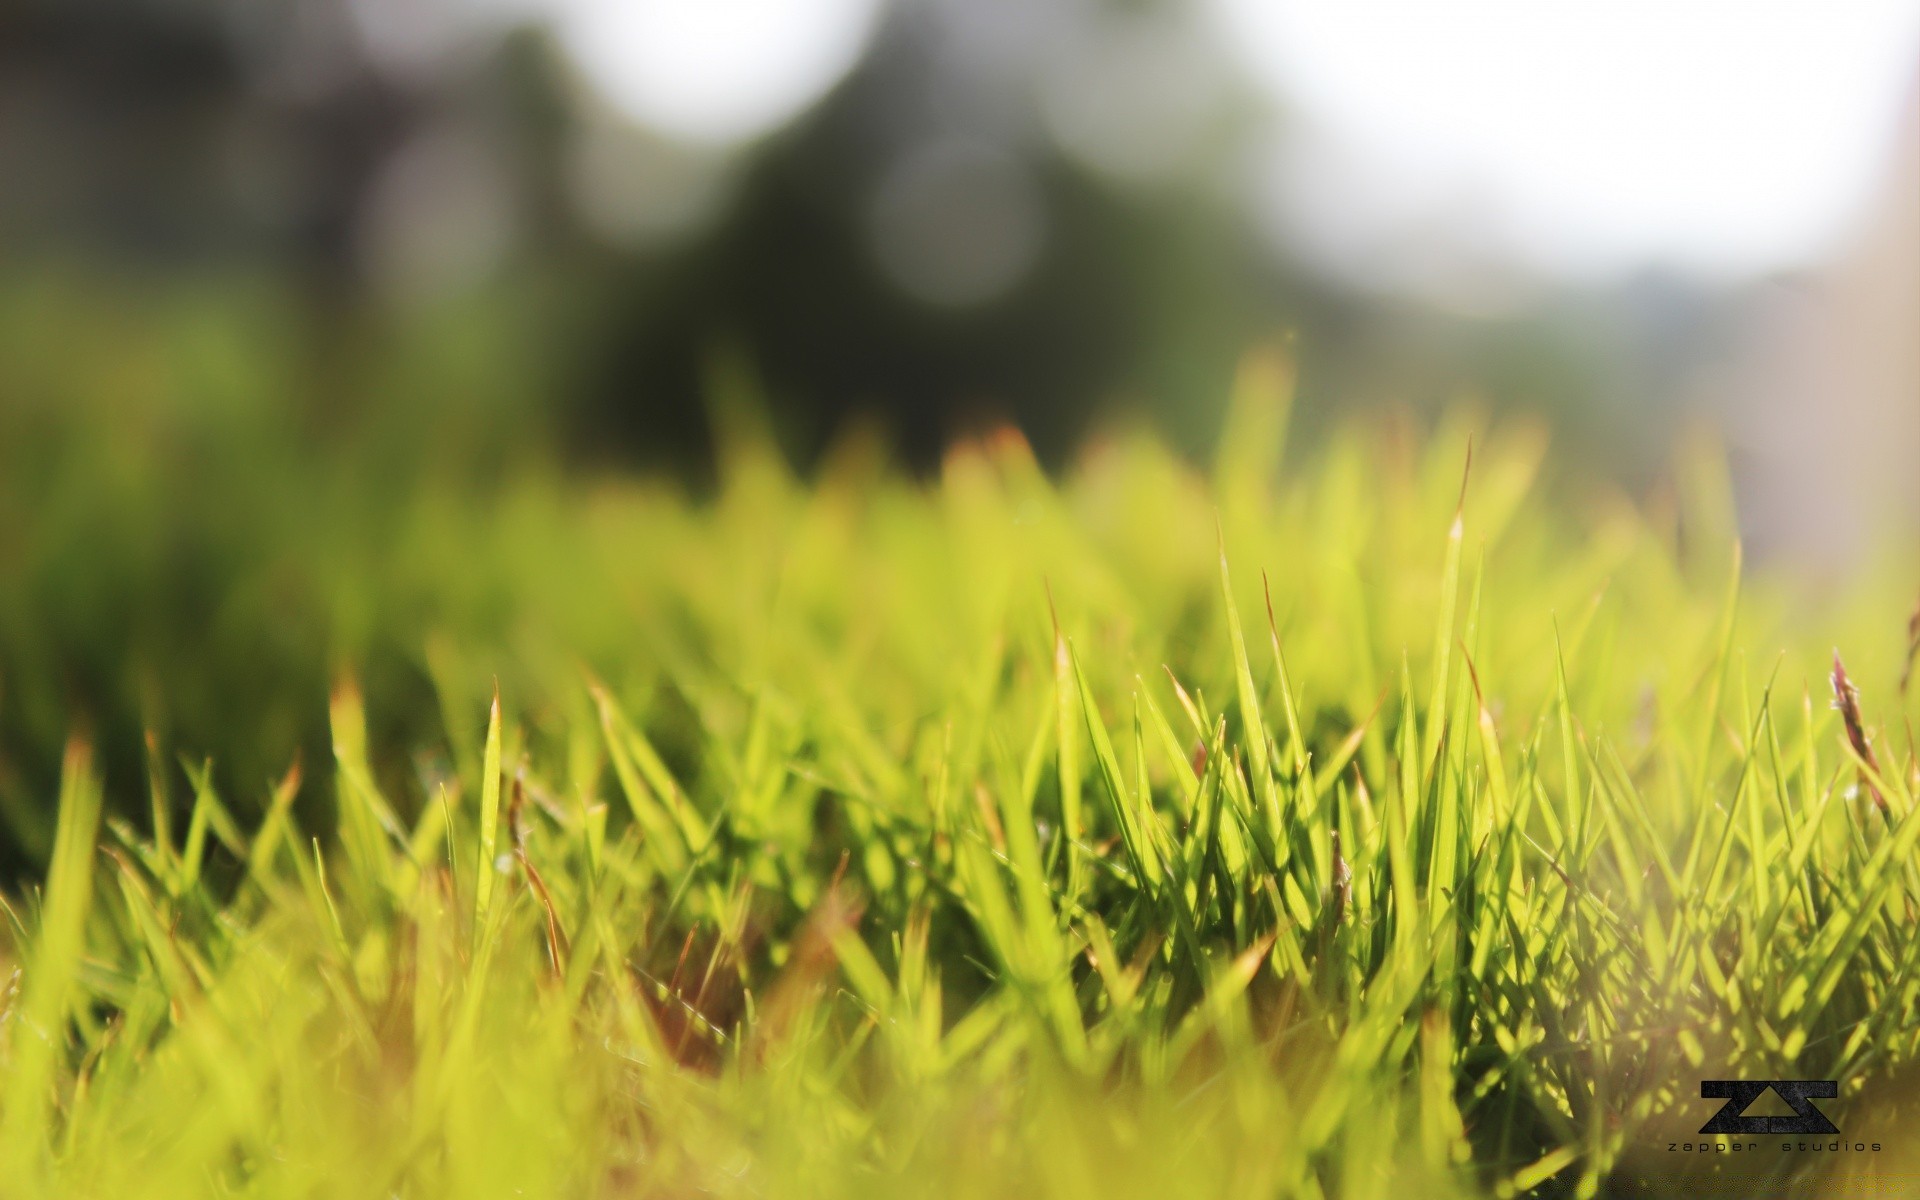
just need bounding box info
[2,350,1917,1198]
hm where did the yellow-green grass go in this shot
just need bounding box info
[2,353,1918,1198]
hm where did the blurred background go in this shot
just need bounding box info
[5,0,1915,505]
[0,0,1915,861]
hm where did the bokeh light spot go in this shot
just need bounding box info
[544,0,886,146]
[869,140,1047,309]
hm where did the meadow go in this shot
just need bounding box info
[1,342,1918,1198]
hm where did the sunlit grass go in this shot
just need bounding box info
[2,352,1918,1198]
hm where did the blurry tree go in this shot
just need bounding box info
[0,0,1714,471]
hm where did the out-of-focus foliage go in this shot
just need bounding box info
[0,273,574,866]
[1,0,1722,480]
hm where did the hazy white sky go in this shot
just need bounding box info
[466,0,1920,286]
[540,0,886,145]
[1213,0,1920,285]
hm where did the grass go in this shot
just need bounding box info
[2,349,1919,1198]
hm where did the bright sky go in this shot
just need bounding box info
[532,0,885,145]
[1212,0,1920,282]
[474,0,1920,284]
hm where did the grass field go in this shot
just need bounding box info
[2,351,1918,1198]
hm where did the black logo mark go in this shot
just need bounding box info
[1698,1081,1839,1135]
